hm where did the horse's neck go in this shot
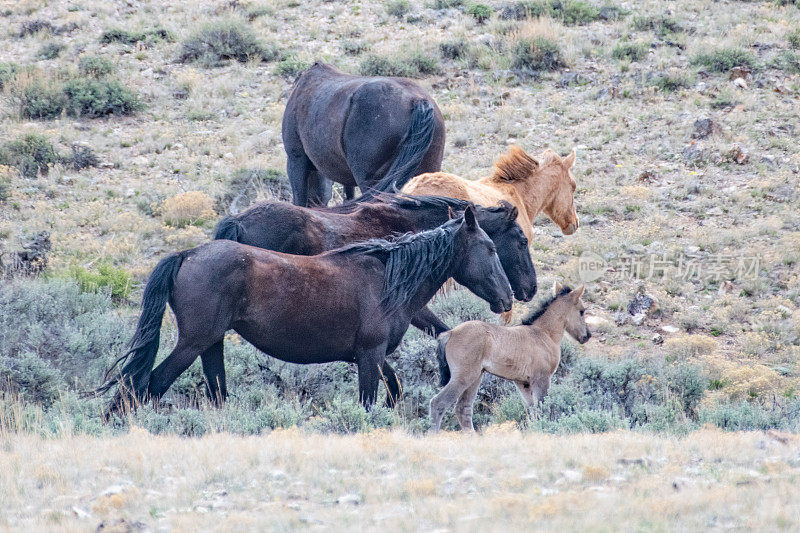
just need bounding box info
[508,179,548,223]
[404,251,459,313]
[529,303,567,345]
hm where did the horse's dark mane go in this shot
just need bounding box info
[330,218,461,314]
[521,286,573,325]
[323,192,471,215]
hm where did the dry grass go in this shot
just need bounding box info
[1,427,799,530]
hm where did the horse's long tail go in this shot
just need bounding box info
[436,331,451,387]
[94,252,186,408]
[359,99,436,202]
[213,215,244,242]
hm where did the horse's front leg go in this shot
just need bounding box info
[410,306,449,337]
[356,344,388,410]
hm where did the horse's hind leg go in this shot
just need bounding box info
[454,376,482,432]
[287,151,314,206]
[147,338,219,401]
[200,341,226,407]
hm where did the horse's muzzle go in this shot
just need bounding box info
[579,331,592,344]
[562,222,578,235]
[494,298,513,314]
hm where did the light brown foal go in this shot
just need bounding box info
[430,283,591,432]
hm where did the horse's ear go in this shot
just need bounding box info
[573,285,585,300]
[502,202,519,222]
[464,205,478,230]
[564,148,576,169]
[553,280,563,296]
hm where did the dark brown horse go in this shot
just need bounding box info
[282,62,445,206]
[214,194,537,337]
[97,208,512,413]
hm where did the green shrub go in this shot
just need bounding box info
[0,353,65,406]
[511,0,599,25]
[62,78,143,117]
[788,29,800,49]
[274,57,309,78]
[631,15,683,36]
[178,20,281,66]
[341,39,369,56]
[691,47,756,72]
[100,27,175,45]
[433,0,464,8]
[512,36,564,71]
[0,62,20,90]
[360,55,410,77]
[440,39,469,60]
[404,49,441,75]
[698,401,796,431]
[78,55,114,78]
[17,19,55,37]
[386,0,412,18]
[69,262,133,300]
[649,72,691,92]
[0,133,59,178]
[16,82,67,120]
[466,3,493,23]
[770,49,800,73]
[612,42,649,61]
[220,167,292,210]
[62,143,99,171]
[37,42,65,60]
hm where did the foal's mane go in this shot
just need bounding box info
[330,219,461,314]
[521,286,573,325]
[489,146,560,183]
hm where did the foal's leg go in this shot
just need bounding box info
[515,375,552,412]
[429,373,479,432]
[454,375,482,432]
[200,341,226,406]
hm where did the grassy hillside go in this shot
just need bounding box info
[1,0,800,430]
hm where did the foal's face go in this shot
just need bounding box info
[454,206,513,314]
[542,150,579,235]
[563,285,591,344]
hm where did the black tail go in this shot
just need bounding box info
[213,216,244,242]
[358,99,436,203]
[94,252,186,407]
[436,331,451,387]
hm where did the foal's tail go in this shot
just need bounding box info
[359,99,436,203]
[436,331,451,387]
[213,216,244,243]
[93,252,186,411]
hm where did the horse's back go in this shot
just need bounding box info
[404,172,505,206]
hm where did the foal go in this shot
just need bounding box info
[430,283,591,432]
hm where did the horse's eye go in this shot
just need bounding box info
[580,309,585,316]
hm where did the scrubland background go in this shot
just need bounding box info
[1,0,800,529]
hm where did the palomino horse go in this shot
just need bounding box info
[97,208,512,414]
[403,145,579,241]
[430,283,591,432]
[215,193,537,339]
[283,62,445,205]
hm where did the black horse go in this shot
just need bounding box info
[97,208,512,413]
[214,194,537,337]
[282,62,445,206]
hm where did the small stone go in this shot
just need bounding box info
[733,77,748,89]
[628,291,658,317]
[718,281,735,295]
[637,170,658,183]
[729,66,751,81]
[652,333,664,345]
[336,494,362,505]
[691,117,716,139]
[695,81,708,93]
[723,144,749,165]
[585,315,609,326]
[661,325,680,334]
[631,312,646,326]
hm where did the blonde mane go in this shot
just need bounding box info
[489,146,560,183]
